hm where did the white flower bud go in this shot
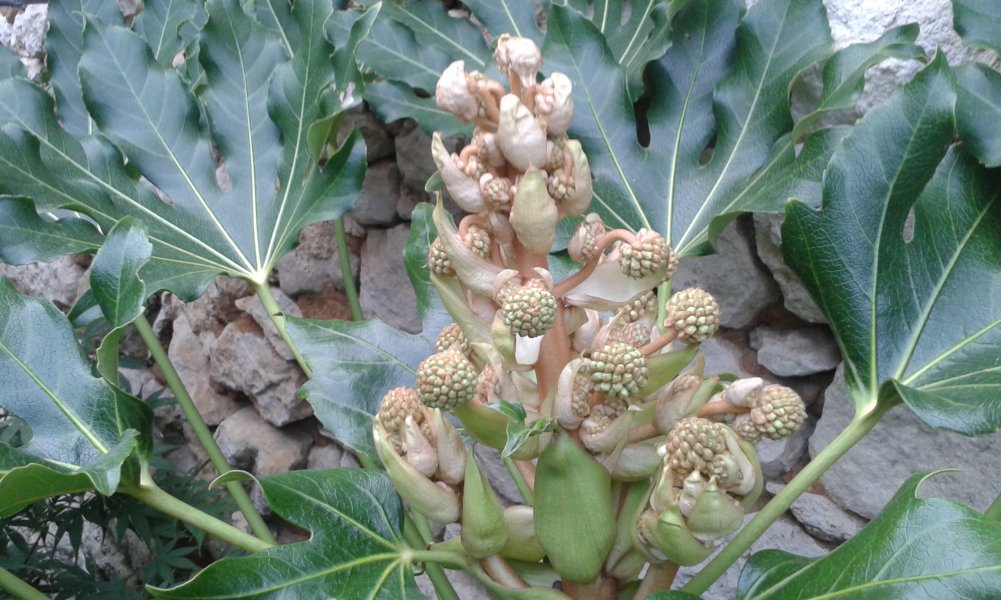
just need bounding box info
[435,61,479,121]
[432,133,485,213]
[494,34,542,89]
[537,72,574,136]
[497,94,549,171]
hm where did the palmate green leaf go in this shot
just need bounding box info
[0,279,152,515]
[783,55,1001,435]
[132,0,204,67]
[0,0,365,301]
[737,473,1001,599]
[149,469,424,599]
[544,0,833,256]
[288,205,445,463]
[90,218,152,329]
[45,0,123,137]
[0,197,103,264]
[364,81,472,138]
[953,0,1001,53]
[955,63,1001,167]
[0,44,23,79]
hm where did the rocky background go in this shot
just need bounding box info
[2,1,999,598]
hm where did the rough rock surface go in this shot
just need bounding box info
[352,161,402,226]
[767,482,867,544]
[180,277,252,335]
[210,316,310,426]
[276,221,361,298]
[394,123,438,193]
[336,108,397,162]
[752,214,827,323]
[756,417,814,480]
[235,290,302,362]
[360,223,421,333]
[810,365,1001,519]
[167,312,242,425]
[750,324,841,376]
[0,256,88,309]
[672,219,779,329]
[0,3,46,76]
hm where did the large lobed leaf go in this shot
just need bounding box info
[737,472,1001,599]
[783,55,1001,435]
[0,279,152,515]
[149,469,423,599]
[0,0,365,301]
[952,0,1001,168]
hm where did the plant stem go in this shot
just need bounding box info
[125,481,273,553]
[681,401,892,595]
[333,218,364,321]
[986,490,1001,522]
[503,456,535,506]
[0,567,48,600]
[133,315,277,545]
[252,281,313,378]
[403,513,460,600]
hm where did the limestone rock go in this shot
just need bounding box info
[235,290,302,362]
[0,256,87,309]
[352,161,402,226]
[181,277,252,335]
[699,335,760,379]
[753,214,826,323]
[395,122,437,192]
[307,444,346,470]
[810,364,1001,519]
[167,312,241,425]
[767,482,867,544]
[210,316,310,426]
[750,324,841,376]
[672,219,779,329]
[336,107,396,162]
[276,221,361,298]
[214,407,312,512]
[0,4,46,59]
[360,223,421,333]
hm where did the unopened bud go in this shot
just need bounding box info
[435,61,479,121]
[568,213,606,264]
[509,168,558,254]
[497,94,548,171]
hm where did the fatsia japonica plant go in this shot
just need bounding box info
[0,1,999,600]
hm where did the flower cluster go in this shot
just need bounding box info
[372,35,808,592]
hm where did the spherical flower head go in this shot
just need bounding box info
[618,229,676,280]
[435,61,479,122]
[463,224,492,260]
[588,341,649,401]
[416,350,479,410]
[428,237,454,276]
[571,359,594,420]
[435,323,470,355]
[502,281,558,338]
[458,151,487,180]
[479,173,513,209]
[378,387,423,433]
[733,416,761,443]
[547,169,574,203]
[568,213,606,264]
[616,289,659,323]
[663,417,727,479]
[622,321,651,348]
[666,288,720,344]
[494,34,542,89]
[748,385,806,440]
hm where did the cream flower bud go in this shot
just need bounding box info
[562,140,593,216]
[435,61,479,122]
[430,408,466,486]
[554,358,593,428]
[402,415,438,477]
[497,94,549,171]
[509,168,558,254]
[374,424,460,525]
[432,132,485,212]
[473,130,507,169]
[537,72,574,135]
[494,34,542,89]
[479,173,514,209]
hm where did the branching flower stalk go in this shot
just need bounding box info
[372,36,808,599]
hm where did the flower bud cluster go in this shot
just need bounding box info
[374,35,810,593]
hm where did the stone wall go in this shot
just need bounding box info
[1,1,999,597]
